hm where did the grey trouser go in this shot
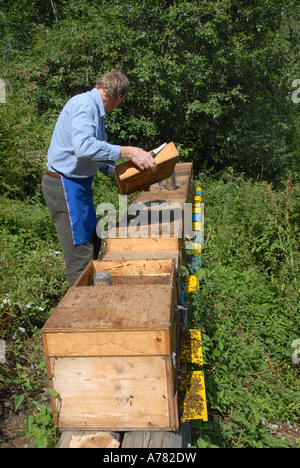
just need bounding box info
[42,173,101,287]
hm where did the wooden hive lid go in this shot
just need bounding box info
[115,142,179,195]
[42,284,175,333]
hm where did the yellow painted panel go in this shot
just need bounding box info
[179,371,208,422]
[185,275,199,293]
[192,221,202,232]
[192,204,202,214]
[180,329,203,365]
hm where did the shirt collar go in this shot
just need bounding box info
[89,88,106,117]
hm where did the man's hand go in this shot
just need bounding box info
[120,146,157,172]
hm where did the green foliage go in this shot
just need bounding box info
[0,90,52,199]
[188,173,299,448]
[0,198,67,338]
[0,196,65,447]
[1,0,299,184]
[25,400,60,448]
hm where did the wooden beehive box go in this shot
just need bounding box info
[42,259,180,431]
[107,162,193,254]
[115,142,179,195]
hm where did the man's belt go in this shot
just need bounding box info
[46,171,61,179]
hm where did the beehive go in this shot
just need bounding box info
[42,259,180,431]
[107,163,194,254]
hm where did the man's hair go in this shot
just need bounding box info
[95,69,130,98]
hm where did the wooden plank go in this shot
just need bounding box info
[44,330,169,357]
[115,142,179,195]
[107,275,171,285]
[106,236,181,253]
[102,250,182,270]
[49,356,177,431]
[121,423,191,448]
[136,187,188,204]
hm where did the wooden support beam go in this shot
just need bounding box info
[121,422,191,448]
[58,423,191,448]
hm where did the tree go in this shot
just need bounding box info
[1,0,299,190]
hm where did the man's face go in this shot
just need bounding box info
[106,94,125,113]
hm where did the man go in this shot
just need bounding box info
[42,69,156,287]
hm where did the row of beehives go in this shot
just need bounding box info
[42,161,207,432]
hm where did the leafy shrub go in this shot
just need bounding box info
[0,198,67,338]
[1,0,299,181]
[189,173,299,447]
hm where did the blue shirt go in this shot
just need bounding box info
[47,88,120,178]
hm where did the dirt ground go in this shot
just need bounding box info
[0,401,34,448]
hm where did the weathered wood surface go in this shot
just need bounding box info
[42,264,179,431]
[121,423,191,448]
[42,284,175,332]
[48,355,178,431]
[44,330,171,358]
[106,231,182,253]
[103,250,182,269]
[74,258,175,287]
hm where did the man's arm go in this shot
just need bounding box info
[71,100,156,171]
[71,103,120,162]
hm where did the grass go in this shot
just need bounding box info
[188,172,300,448]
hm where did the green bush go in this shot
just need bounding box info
[1,0,299,448]
[1,0,299,182]
[0,198,67,338]
[189,173,299,448]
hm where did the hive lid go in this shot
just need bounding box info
[115,142,179,195]
[42,285,175,332]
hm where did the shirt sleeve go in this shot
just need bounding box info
[71,99,120,162]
